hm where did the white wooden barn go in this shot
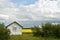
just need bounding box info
[6,21,23,35]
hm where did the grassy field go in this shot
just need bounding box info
[9,35,22,40]
[9,34,60,40]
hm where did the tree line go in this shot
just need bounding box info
[31,22,60,38]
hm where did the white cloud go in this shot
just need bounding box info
[18,0,60,20]
[0,0,60,22]
[0,14,9,20]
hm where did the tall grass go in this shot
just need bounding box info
[9,35,22,40]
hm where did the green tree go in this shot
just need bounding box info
[42,22,60,38]
[42,22,54,37]
[53,24,60,38]
[31,26,43,37]
[0,23,10,40]
[32,22,60,38]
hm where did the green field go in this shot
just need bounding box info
[9,34,60,40]
[9,35,22,40]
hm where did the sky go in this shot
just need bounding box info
[0,0,60,27]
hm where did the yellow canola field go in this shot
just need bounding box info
[22,29,33,33]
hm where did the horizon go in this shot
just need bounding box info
[0,21,60,28]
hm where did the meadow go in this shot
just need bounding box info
[9,34,60,40]
[9,35,22,40]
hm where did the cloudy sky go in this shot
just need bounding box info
[0,0,60,27]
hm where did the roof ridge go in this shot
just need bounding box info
[6,21,23,28]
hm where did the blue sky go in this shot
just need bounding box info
[0,0,60,27]
[11,0,38,6]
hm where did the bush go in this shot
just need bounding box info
[32,22,60,38]
[42,22,60,38]
[53,24,60,38]
[31,26,41,37]
[42,22,54,37]
[0,23,10,40]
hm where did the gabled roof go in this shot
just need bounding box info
[6,21,23,28]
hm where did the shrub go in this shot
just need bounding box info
[42,22,60,38]
[0,23,10,40]
[53,24,60,38]
[31,26,41,37]
[32,22,60,38]
[42,22,54,37]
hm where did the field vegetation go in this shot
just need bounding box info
[9,34,60,40]
[0,22,60,40]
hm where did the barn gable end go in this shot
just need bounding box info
[6,21,23,35]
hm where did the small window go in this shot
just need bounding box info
[13,27,17,32]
